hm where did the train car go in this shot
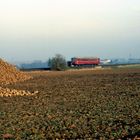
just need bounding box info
[71,57,100,66]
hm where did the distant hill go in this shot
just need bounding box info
[111,59,140,65]
[19,60,49,69]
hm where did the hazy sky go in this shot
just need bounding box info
[0,0,140,63]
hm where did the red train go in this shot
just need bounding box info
[70,57,100,66]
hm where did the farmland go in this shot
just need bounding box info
[0,69,140,139]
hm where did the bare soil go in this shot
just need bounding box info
[0,69,140,139]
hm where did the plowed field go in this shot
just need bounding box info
[0,69,140,139]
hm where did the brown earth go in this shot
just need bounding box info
[0,68,140,139]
